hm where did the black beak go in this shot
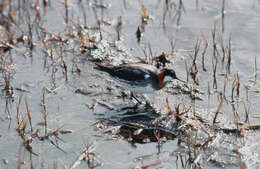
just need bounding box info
[176,77,185,83]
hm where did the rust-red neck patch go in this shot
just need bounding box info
[158,71,165,88]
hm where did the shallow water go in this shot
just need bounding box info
[1,0,260,168]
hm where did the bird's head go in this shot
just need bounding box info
[162,69,184,83]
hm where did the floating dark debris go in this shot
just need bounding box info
[153,52,171,69]
[95,103,179,144]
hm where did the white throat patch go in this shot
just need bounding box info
[163,76,172,83]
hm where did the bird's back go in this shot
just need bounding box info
[95,63,158,82]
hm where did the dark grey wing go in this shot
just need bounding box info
[112,66,150,82]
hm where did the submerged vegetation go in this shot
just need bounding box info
[1,0,260,168]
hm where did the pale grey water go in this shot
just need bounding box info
[1,0,260,168]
